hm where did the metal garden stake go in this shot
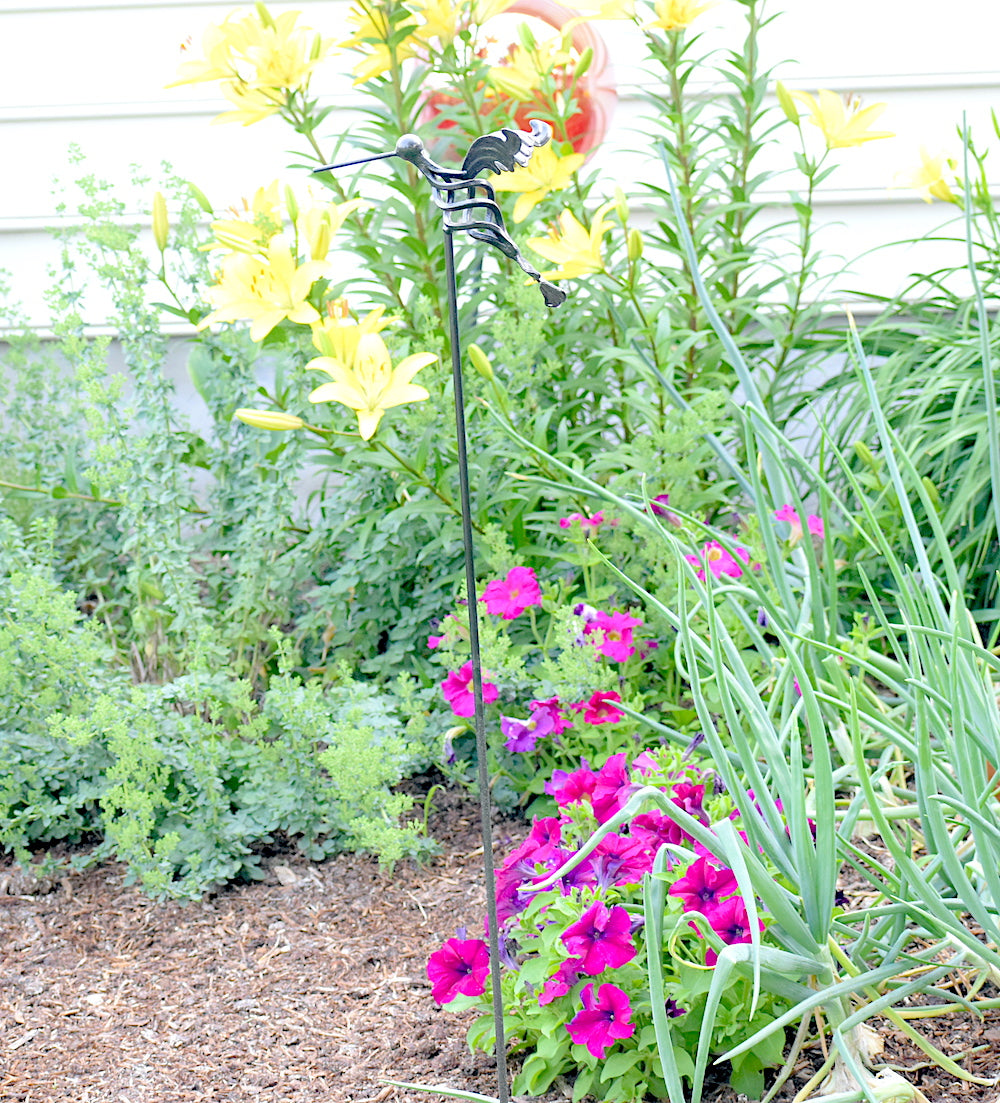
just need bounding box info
[313,121,567,1103]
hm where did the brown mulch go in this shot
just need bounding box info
[1,784,999,1103]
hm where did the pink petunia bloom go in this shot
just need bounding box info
[559,511,616,533]
[560,901,636,975]
[501,816,563,872]
[668,857,739,915]
[539,957,584,1005]
[546,763,598,807]
[481,566,542,619]
[775,504,825,543]
[573,690,624,725]
[630,808,693,854]
[587,610,644,662]
[426,937,490,1004]
[702,896,765,965]
[441,662,499,717]
[427,634,446,649]
[685,540,757,582]
[591,753,639,823]
[567,983,636,1058]
[592,832,653,887]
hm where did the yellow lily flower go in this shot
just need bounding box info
[199,236,329,342]
[411,0,460,44]
[470,0,516,23]
[216,80,287,126]
[492,144,586,222]
[308,332,435,440]
[206,181,284,254]
[341,2,417,84]
[790,89,894,149]
[297,198,368,260]
[168,6,334,122]
[646,0,716,30]
[899,147,958,204]
[527,201,615,280]
[310,304,393,364]
[488,36,574,102]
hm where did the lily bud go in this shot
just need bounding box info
[627,228,643,261]
[188,182,214,215]
[575,46,593,81]
[151,191,169,253]
[467,343,494,380]
[235,408,305,431]
[284,184,299,226]
[775,81,800,125]
[853,441,877,468]
[614,186,629,224]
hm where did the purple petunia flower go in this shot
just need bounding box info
[566,983,636,1058]
[500,705,555,753]
[560,901,636,975]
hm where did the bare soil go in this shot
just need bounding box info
[1,782,998,1103]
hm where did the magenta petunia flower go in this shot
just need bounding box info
[560,901,636,974]
[546,763,598,806]
[573,690,624,725]
[441,662,499,717]
[559,511,600,533]
[701,897,766,965]
[775,504,825,542]
[481,566,542,619]
[592,832,653,887]
[539,957,584,1005]
[686,540,757,581]
[426,937,490,1004]
[587,610,644,662]
[591,753,638,822]
[566,983,636,1058]
[668,857,738,915]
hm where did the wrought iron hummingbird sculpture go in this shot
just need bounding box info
[312,122,569,1103]
[313,119,568,308]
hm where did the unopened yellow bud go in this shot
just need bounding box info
[775,81,800,126]
[853,441,877,468]
[614,186,629,224]
[151,191,169,253]
[235,408,305,431]
[188,182,214,214]
[627,228,643,261]
[575,46,593,80]
[467,343,494,380]
[284,185,299,225]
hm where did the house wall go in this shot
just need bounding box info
[2,0,998,335]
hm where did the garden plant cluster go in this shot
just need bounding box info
[3,0,1000,1101]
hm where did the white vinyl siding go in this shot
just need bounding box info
[2,0,998,330]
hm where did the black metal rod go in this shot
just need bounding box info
[443,229,510,1103]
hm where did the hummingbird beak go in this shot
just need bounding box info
[312,150,398,174]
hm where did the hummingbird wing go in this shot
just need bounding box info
[460,120,552,179]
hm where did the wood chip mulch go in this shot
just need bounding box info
[0,786,518,1103]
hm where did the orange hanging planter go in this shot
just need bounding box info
[421,0,617,157]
